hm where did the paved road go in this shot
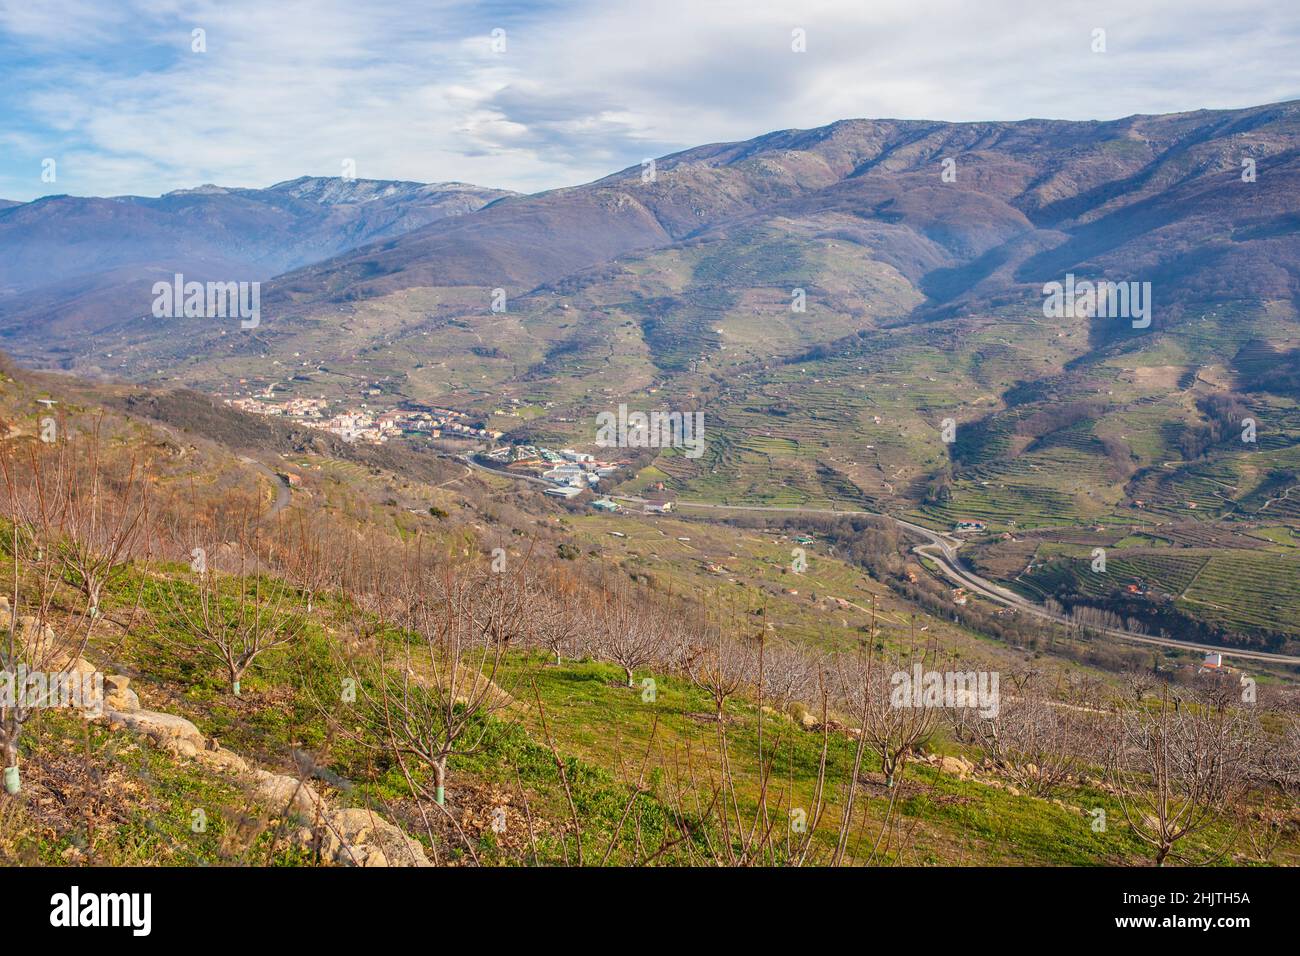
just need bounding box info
[613,498,1300,666]
[239,456,291,522]
[457,458,1300,666]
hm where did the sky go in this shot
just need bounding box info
[1,0,1298,201]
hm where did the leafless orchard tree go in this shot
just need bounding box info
[1109,687,1260,865]
[1244,700,1300,862]
[837,638,938,792]
[165,526,308,696]
[593,583,665,688]
[529,589,576,665]
[1003,661,1044,696]
[273,514,339,614]
[761,639,818,713]
[1278,709,1300,806]
[937,648,982,744]
[1123,667,1161,704]
[973,693,1086,797]
[1064,670,1107,712]
[6,422,150,624]
[687,628,758,721]
[520,566,581,665]
[325,559,517,863]
[56,439,149,623]
[822,637,938,866]
[0,441,109,795]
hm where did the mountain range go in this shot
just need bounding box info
[0,177,513,355]
[2,100,1298,381]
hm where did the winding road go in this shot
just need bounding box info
[239,456,292,523]
[457,456,1300,667]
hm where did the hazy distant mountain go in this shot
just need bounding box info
[0,177,514,348]
[259,100,1300,325]
[4,101,1300,381]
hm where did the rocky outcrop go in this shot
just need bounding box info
[77,669,427,867]
[307,808,430,867]
[103,674,139,713]
[253,769,328,818]
[933,754,975,779]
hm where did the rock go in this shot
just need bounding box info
[937,755,973,778]
[104,689,140,713]
[319,808,430,867]
[799,711,819,730]
[196,740,248,774]
[170,737,202,759]
[72,662,429,870]
[254,770,327,819]
[111,709,207,752]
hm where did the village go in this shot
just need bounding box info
[225,389,685,515]
[224,394,503,445]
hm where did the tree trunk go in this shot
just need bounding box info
[624,666,634,688]
[88,578,104,618]
[433,758,447,806]
[2,732,19,795]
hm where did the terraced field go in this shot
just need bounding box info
[1180,553,1300,640]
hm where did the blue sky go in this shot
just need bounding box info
[2,0,1298,201]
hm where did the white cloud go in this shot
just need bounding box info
[1,0,1297,200]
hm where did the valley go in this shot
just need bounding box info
[2,99,1299,876]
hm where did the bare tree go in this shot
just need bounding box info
[837,642,938,790]
[328,559,517,865]
[0,442,106,795]
[166,527,307,696]
[52,426,149,621]
[1246,702,1300,862]
[1064,670,1107,712]
[593,584,664,688]
[1110,688,1259,865]
[974,693,1084,797]
[531,585,580,666]
[1123,667,1160,704]
[273,514,338,615]
[688,629,757,720]
[761,639,817,713]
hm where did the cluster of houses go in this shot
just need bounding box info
[225,396,502,445]
[482,443,624,499]
[480,443,676,515]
